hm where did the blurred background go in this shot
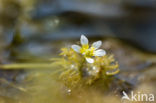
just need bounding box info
[0,0,156,102]
[0,0,156,57]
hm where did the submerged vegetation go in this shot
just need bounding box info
[0,35,120,103]
[0,36,155,103]
[1,35,119,89]
[60,35,119,88]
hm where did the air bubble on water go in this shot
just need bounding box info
[92,66,96,70]
[70,64,75,68]
[67,89,71,93]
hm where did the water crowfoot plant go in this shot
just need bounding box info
[0,35,119,91]
[60,35,119,88]
[71,35,106,63]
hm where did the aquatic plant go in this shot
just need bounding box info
[71,35,106,63]
[0,35,119,89]
[59,35,119,88]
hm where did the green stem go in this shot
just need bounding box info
[0,63,57,69]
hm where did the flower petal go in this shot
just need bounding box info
[71,45,81,53]
[94,49,106,56]
[80,35,88,45]
[86,58,94,63]
[92,41,102,49]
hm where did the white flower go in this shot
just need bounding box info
[71,35,106,63]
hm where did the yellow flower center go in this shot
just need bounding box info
[80,45,95,58]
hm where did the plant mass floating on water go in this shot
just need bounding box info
[1,35,119,89]
[60,35,119,88]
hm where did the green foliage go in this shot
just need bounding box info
[0,39,120,103]
[59,47,119,88]
[0,44,119,90]
[0,48,119,89]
